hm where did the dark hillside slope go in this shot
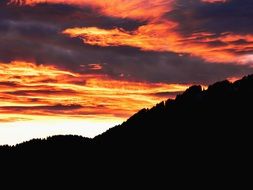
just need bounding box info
[95,75,253,150]
[1,75,252,159]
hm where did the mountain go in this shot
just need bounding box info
[1,75,252,163]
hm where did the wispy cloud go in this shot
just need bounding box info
[0,61,188,121]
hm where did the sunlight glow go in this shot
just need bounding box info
[0,116,123,145]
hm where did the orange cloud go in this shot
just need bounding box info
[63,22,253,63]
[63,24,238,63]
[189,32,253,43]
[0,61,189,124]
[186,32,253,63]
[62,23,178,51]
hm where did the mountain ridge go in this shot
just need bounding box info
[1,74,252,157]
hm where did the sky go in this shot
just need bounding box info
[0,0,253,145]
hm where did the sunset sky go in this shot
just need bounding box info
[1,0,253,145]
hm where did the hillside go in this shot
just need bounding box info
[1,75,252,159]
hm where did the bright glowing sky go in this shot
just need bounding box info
[0,0,253,145]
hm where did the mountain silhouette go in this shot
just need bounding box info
[1,75,252,168]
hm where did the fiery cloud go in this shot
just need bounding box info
[63,24,243,63]
[0,61,188,122]
[62,23,178,51]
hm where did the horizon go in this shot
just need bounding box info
[1,0,253,145]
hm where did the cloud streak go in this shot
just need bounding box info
[0,61,189,122]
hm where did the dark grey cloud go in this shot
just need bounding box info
[102,51,253,84]
[0,2,144,30]
[168,0,253,35]
[150,91,184,98]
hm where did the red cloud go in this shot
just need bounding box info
[0,61,189,123]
